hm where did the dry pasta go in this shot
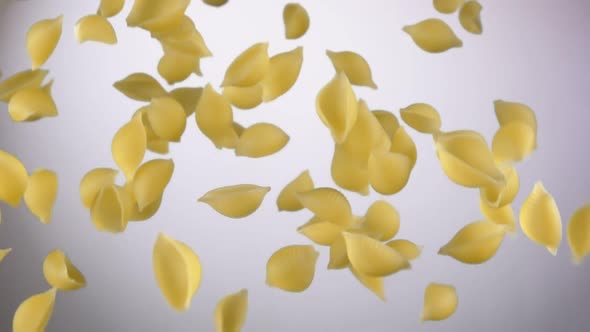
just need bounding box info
[266,244,319,292]
[276,170,314,211]
[169,87,203,116]
[214,289,248,332]
[24,169,58,224]
[438,221,506,264]
[155,16,212,58]
[132,159,175,210]
[368,151,413,195]
[0,248,12,263]
[126,0,190,33]
[326,50,377,89]
[43,249,86,291]
[494,100,537,146]
[158,48,202,85]
[98,0,125,18]
[222,84,263,110]
[260,46,304,102]
[296,187,353,227]
[111,113,147,181]
[26,15,63,69]
[328,233,349,269]
[386,239,422,260]
[297,221,345,246]
[331,144,370,195]
[0,150,29,207]
[79,168,118,209]
[0,69,48,102]
[402,19,462,53]
[12,288,57,332]
[421,283,457,322]
[400,103,442,134]
[459,1,483,35]
[145,97,187,142]
[339,100,390,162]
[372,110,400,141]
[283,3,310,39]
[74,15,117,44]
[8,87,58,122]
[433,0,464,13]
[235,123,290,158]
[343,232,411,277]
[491,122,536,164]
[480,165,519,208]
[389,126,418,167]
[113,73,167,102]
[198,184,270,218]
[90,184,127,233]
[203,0,229,7]
[349,266,385,301]
[479,199,516,234]
[520,182,562,255]
[363,200,400,241]
[195,84,237,149]
[567,204,590,264]
[221,42,270,87]
[315,72,358,144]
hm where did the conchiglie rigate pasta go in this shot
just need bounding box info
[198,184,270,218]
[402,18,462,53]
[43,249,86,291]
[519,182,562,255]
[24,169,58,224]
[26,15,63,69]
[421,283,458,322]
[214,289,249,332]
[283,3,310,40]
[266,244,319,292]
[12,288,57,332]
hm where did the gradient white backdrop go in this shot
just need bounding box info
[1,0,590,331]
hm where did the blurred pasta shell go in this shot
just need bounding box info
[0,248,12,263]
[266,244,318,292]
[328,233,349,269]
[221,42,269,87]
[567,204,590,264]
[155,16,212,58]
[421,283,457,322]
[24,169,58,224]
[8,87,58,122]
[153,233,202,312]
[276,170,314,211]
[43,249,86,291]
[0,69,48,102]
[438,221,506,264]
[368,151,413,195]
[480,165,519,208]
[349,266,385,301]
[520,182,562,255]
[459,1,483,34]
[331,144,370,196]
[315,72,358,144]
[195,84,237,149]
[363,200,400,241]
[0,150,29,207]
[214,289,248,332]
[235,123,289,158]
[433,0,464,13]
[343,232,410,277]
[169,87,203,116]
[158,49,201,85]
[402,18,462,53]
[12,288,57,332]
[260,46,304,102]
[340,100,390,161]
[326,50,377,89]
[147,139,170,154]
[283,3,310,39]
[223,84,263,110]
[113,73,167,102]
[198,184,270,218]
[111,113,147,181]
[91,184,127,233]
[373,110,400,141]
[494,100,537,146]
[386,239,422,260]
[146,97,187,142]
[296,187,353,227]
[492,122,536,164]
[79,168,118,209]
[390,126,417,167]
[26,15,63,69]
[298,221,345,246]
[479,199,516,233]
[132,159,174,210]
[75,15,117,44]
[400,103,441,134]
[126,0,189,32]
[98,0,125,17]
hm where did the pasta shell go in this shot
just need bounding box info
[113,73,167,102]
[433,0,464,13]
[223,84,263,110]
[297,221,345,246]
[147,139,170,154]
[343,232,411,277]
[43,249,86,291]
[434,130,505,188]
[203,0,228,6]
[117,181,162,222]
[492,122,536,164]
[153,232,202,312]
[26,15,63,69]
[0,150,29,207]
[155,16,212,58]
[480,165,519,208]
[340,100,391,161]
[79,168,118,209]
[315,72,358,144]
[402,19,462,53]
[195,84,237,149]
[373,110,400,141]
[368,151,413,195]
[158,49,201,85]
[438,221,506,264]
[386,239,422,260]
[132,159,174,210]
[296,187,353,227]
[390,127,417,167]
[198,184,270,218]
[519,182,562,255]
[331,144,370,195]
[221,42,269,87]
[169,87,203,116]
[479,199,516,233]
[266,244,318,292]
[567,204,590,264]
[459,1,483,34]
[421,283,458,322]
[400,103,442,134]
[146,97,187,142]
[12,288,57,332]
[235,123,290,158]
[232,122,245,137]
[24,169,58,224]
[8,87,58,122]
[74,15,117,44]
[126,0,189,31]
[0,69,48,102]
[494,100,537,147]
[260,46,304,102]
[111,113,147,181]
[214,289,248,332]
[91,184,127,233]
[283,3,310,39]
[349,266,385,301]
[326,50,377,89]
[363,200,400,241]
[328,233,349,269]
[276,170,314,211]
[0,248,12,263]
[98,0,125,17]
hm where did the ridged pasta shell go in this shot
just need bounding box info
[158,48,201,85]
[195,84,237,149]
[235,123,290,158]
[567,204,590,264]
[79,168,118,209]
[126,0,189,32]
[221,42,269,87]
[0,248,12,263]
[24,169,58,224]
[0,69,48,102]
[373,110,400,141]
[12,288,57,332]
[349,266,385,301]
[155,16,212,58]
[480,165,519,208]
[146,97,187,142]
[520,182,562,255]
[90,184,128,233]
[296,187,353,227]
[0,150,29,207]
[8,87,58,122]
[113,73,167,102]
[223,84,263,110]
[386,239,422,260]
[111,113,147,181]
[214,289,248,332]
[433,0,464,13]
[479,200,516,233]
[494,100,537,147]
[315,72,358,144]
[438,221,506,264]
[298,221,345,246]
[390,126,417,167]
[402,18,462,53]
[328,233,349,269]
[260,46,304,102]
[232,122,245,137]
[169,87,203,116]
[421,283,457,322]
[153,233,202,312]
[400,103,442,134]
[26,15,63,69]
[198,184,270,218]
[74,15,117,44]
[326,50,377,89]
[132,159,174,210]
[459,1,483,34]
[98,0,125,17]
[43,249,86,291]
[147,139,170,154]
[283,3,310,39]
[331,144,370,195]
[276,170,314,211]
[363,200,400,241]
[340,100,390,161]
[492,122,536,164]
[266,244,318,292]
[343,232,411,277]
[368,151,413,195]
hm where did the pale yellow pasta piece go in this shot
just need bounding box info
[343,232,410,277]
[132,159,174,210]
[568,204,590,264]
[43,249,86,291]
[113,73,167,102]
[214,289,248,332]
[402,19,462,53]
[315,72,358,144]
[27,15,63,69]
[0,69,48,102]
[0,150,29,207]
[283,3,309,39]
[0,248,12,263]
[98,0,125,17]
[126,0,189,32]
[494,99,537,146]
[117,181,162,222]
[195,84,238,149]
[75,15,117,44]
[331,144,370,195]
[276,170,314,211]
[520,182,562,255]
[260,46,304,102]
[8,87,58,122]
[297,221,345,246]
[12,288,57,332]
[203,0,228,6]
[368,151,413,195]
[328,234,349,269]
[158,49,201,85]
[480,165,519,208]
[434,130,505,188]
[349,266,385,301]
[340,100,391,161]
[326,50,377,89]
[235,123,290,158]
[373,110,400,141]
[24,169,58,224]
[155,15,212,58]
[79,168,118,209]
[146,97,187,142]
[390,126,418,167]
[433,0,464,13]
[111,113,147,181]
[153,232,202,311]
[492,122,536,164]
[147,139,170,154]
[459,1,483,34]
[386,239,422,260]
[438,221,506,264]
[400,103,442,134]
[169,87,203,116]
[232,122,245,137]
[91,184,128,233]
[479,200,516,234]
[266,244,318,292]
[363,200,400,241]
[297,187,353,227]
[198,184,270,218]
[421,283,458,322]
[221,42,269,87]
[223,84,263,110]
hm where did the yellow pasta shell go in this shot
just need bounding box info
[519,182,562,255]
[390,126,417,167]
[400,103,442,134]
[8,87,58,122]
[235,123,290,158]
[567,204,590,264]
[43,249,86,291]
[296,187,353,227]
[147,138,170,154]
[155,16,212,58]
[0,150,29,207]
[283,3,310,39]
[214,289,249,332]
[479,200,516,233]
[340,100,391,161]
[368,151,413,195]
[421,283,458,322]
[459,1,483,34]
[260,46,304,102]
[386,239,422,260]
[195,84,237,149]
[373,110,400,142]
[232,122,245,137]
[132,159,174,210]
[113,73,167,102]
[24,169,58,224]
[343,232,411,277]
[0,69,48,102]
[349,266,385,301]
[98,0,125,17]
[223,84,263,110]
[0,248,12,263]
[402,18,462,53]
[146,97,187,142]
[266,244,318,292]
[203,0,228,6]
[221,42,269,87]
[438,221,506,264]
[158,49,201,85]
[126,0,189,31]
[363,200,400,241]
[433,0,464,13]
[331,144,370,196]
[480,165,519,208]
[12,288,57,332]
[276,170,314,211]
[198,184,270,218]
[91,184,128,233]
[111,113,147,181]
[494,99,537,147]
[326,50,377,89]
[79,168,118,209]
[153,233,202,312]
[75,14,117,44]
[169,87,203,116]
[26,15,63,69]
[315,72,358,144]
[492,122,536,164]
[328,233,349,269]
[297,221,345,246]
